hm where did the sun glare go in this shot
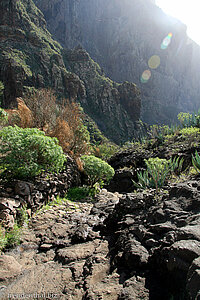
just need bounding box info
[156,0,200,45]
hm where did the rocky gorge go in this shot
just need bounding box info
[0,0,143,143]
[0,0,200,299]
[34,0,200,125]
[0,136,200,299]
[0,172,200,299]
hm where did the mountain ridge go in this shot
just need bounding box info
[34,0,200,124]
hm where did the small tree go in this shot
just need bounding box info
[0,126,66,179]
[81,155,115,187]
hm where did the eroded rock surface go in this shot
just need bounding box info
[0,181,200,299]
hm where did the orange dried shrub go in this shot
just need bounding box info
[92,146,100,157]
[5,108,20,126]
[54,99,90,157]
[50,117,74,153]
[24,88,57,132]
[5,98,33,128]
[15,88,90,158]
[17,98,33,128]
[75,157,84,172]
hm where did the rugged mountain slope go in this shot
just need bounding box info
[62,47,142,143]
[34,0,200,124]
[0,0,142,143]
[0,0,84,106]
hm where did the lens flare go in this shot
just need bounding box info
[141,70,151,83]
[161,33,173,50]
[148,55,161,69]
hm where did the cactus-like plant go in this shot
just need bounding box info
[192,151,200,172]
[133,156,183,192]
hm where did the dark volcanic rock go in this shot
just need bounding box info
[187,257,200,300]
[1,177,200,299]
[106,168,135,193]
[106,180,200,299]
[0,155,81,227]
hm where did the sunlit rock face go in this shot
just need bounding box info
[34,0,200,124]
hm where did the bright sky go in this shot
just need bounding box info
[155,0,200,45]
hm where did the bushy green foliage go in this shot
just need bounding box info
[179,127,200,137]
[178,110,200,128]
[0,226,7,251]
[192,151,200,173]
[0,224,21,251]
[0,108,8,125]
[177,112,192,126]
[150,124,171,139]
[133,157,183,191]
[94,143,119,160]
[0,126,66,178]
[81,155,115,187]
[6,224,21,248]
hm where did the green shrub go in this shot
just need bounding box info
[133,157,183,191]
[0,126,66,178]
[0,224,21,251]
[81,155,115,187]
[178,112,192,127]
[0,108,8,125]
[179,127,200,137]
[178,110,200,128]
[6,224,21,248]
[94,143,119,160]
[0,226,7,251]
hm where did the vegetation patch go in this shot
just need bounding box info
[0,126,66,179]
[81,155,115,187]
[133,157,183,192]
[0,224,21,252]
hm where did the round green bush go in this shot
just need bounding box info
[81,155,115,186]
[0,126,66,178]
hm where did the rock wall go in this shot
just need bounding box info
[0,0,143,143]
[0,0,85,107]
[34,0,200,124]
[63,47,142,143]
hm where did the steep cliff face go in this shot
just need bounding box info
[34,0,200,124]
[0,0,85,107]
[0,0,142,143]
[63,47,141,143]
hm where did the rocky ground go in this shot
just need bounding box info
[0,178,200,299]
